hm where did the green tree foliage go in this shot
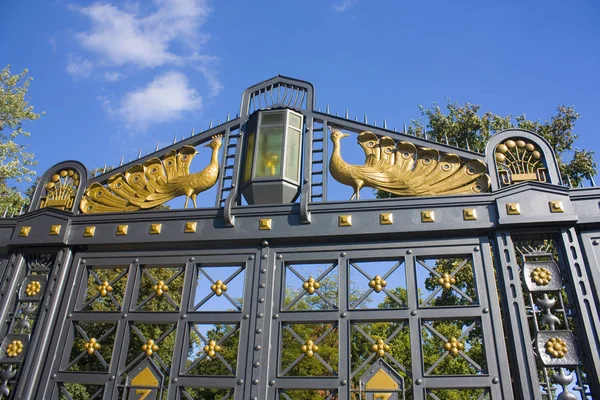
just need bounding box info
[378,101,596,199]
[0,65,41,214]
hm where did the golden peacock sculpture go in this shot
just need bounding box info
[329,130,490,199]
[80,135,223,213]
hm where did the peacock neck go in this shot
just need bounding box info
[210,146,221,165]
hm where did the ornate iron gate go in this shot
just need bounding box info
[1,76,600,399]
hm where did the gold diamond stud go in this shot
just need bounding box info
[463,208,477,221]
[142,339,159,356]
[83,226,96,237]
[259,218,272,230]
[379,213,393,225]
[421,211,435,223]
[302,277,321,294]
[339,215,352,227]
[371,338,390,357]
[149,223,162,235]
[184,222,197,233]
[116,224,128,236]
[19,226,31,237]
[506,203,521,215]
[83,338,101,355]
[549,200,564,213]
[300,340,319,358]
[49,225,62,235]
[203,339,222,359]
[444,337,465,357]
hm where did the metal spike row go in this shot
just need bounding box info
[466,141,470,151]
[3,207,8,218]
[138,149,142,159]
[173,135,177,144]
[355,116,358,121]
[19,205,24,215]
[345,109,349,119]
[209,121,213,129]
[394,126,397,132]
[156,142,160,151]
[336,111,339,117]
[444,134,449,145]
[383,119,387,129]
[227,112,230,122]
[120,156,124,166]
[326,104,330,114]
[567,176,573,188]
[403,123,407,135]
[191,127,195,137]
[103,164,107,173]
[364,114,368,124]
[590,174,596,187]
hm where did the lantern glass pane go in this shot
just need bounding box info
[243,132,255,183]
[288,113,302,129]
[285,127,301,182]
[261,112,285,126]
[255,127,284,178]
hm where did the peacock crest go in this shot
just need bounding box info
[495,138,547,187]
[41,169,80,211]
[80,135,223,213]
[329,130,490,199]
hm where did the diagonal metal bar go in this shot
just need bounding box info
[458,350,484,373]
[457,321,478,342]
[425,351,449,375]
[280,353,305,376]
[58,385,74,400]
[89,387,104,400]
[221,390,233,400]
[423,322,448,343]
[351,352,376,378]
[421,286,444,307]
[312,352,335,374]
[214,351,235,375]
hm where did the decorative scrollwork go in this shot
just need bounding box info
[40,169,80,211]
[495,138,547,187]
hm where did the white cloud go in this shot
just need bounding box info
[103,71,124,82]
[333,0,359,12]
[192,54,223,96]
[118,71,202,128]
[73,0,211,68]
[48,37,57,53]
[66,53,93,79]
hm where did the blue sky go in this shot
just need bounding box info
[2,0,600,202]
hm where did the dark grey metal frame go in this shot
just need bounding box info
[0,76,599,400]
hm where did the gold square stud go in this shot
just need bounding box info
[506,203,521,215]
[116,224,129,236]
[83,226,96,237]
[18,226,31,237]
[379,213,393,225]
[149,223,162,235]
[49,225,62,236]
[463,209,478,221]
[184,222,197,233]
[339,215,352,227]
[421,210,435,223]
[259,218,272,230]
[549,200,564,213]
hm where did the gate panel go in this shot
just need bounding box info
[39,249,261,400]
[263,239,511,400]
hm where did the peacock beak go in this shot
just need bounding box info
[340,133,350,138]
